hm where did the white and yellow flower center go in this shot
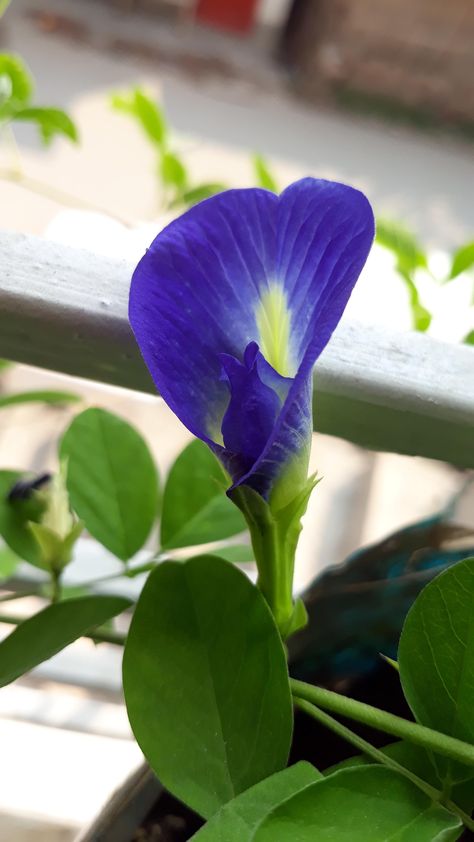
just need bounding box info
[256,283,294,377]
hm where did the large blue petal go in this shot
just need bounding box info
[129,188,278,444]
[129,178,374,498]
[240,178,375,500]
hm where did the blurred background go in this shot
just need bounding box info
[0,1,473,838]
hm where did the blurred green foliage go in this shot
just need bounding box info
[0,53,78,146]
[376,219,474,338]
[375,219,432,332]
[449,242,474,281]
[111,86,225,209]
[253,153,278,192]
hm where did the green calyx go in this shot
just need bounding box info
[229,474,318,639]
[28,464,82,576]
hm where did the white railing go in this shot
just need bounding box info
[0,229,473,468]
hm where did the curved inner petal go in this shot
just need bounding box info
[220,342,289,478]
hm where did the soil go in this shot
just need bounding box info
[134,662,473,840]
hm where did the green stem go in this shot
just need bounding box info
[0,556,161,605]
[0,168,136,227]
[294,697,438,797]
[0,611,126,646]
[229,486,297,635]
[51,568,62,604]
[291,679,474,769]
[294,697,474,832]
[255,520,293,632]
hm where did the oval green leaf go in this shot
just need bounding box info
[191,762,321,842]
[253,767,462,841]
[123,555,293,818]
[160,440,245,549]
[399,557,474,781]
[60,408,160,561]
[0,595,131,687]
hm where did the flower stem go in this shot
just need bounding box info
[290,679,474,768]
[294,697,474,832]
[51,568,62,604]
[229,481,317,637]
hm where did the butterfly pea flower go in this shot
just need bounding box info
[130,178,374,635]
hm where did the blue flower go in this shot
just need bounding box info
[129,178,374,511]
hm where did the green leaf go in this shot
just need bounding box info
[375,219,432,332]
[463,330,474,346]
[376,218,428,273]
[60,408,160,561]
[325,741,474,814]
[253,153,278,193]
[0,470,42,566]
[0,390,80,409]
[191,763,321,841]
[0,544,20,580]
[399,557,474,783]
[132,88,167,147]
[111,87,167,149]
[253,767,462,841]
[160,440,245,549]
[179,183,226,207]
[123,555,293,818]
[0,53,33,112]
[0,595,130,687]
[160,150,188,191]
[449,241,474,280]
[12,107,78,145]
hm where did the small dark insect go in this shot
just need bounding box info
[7,472,51,503]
